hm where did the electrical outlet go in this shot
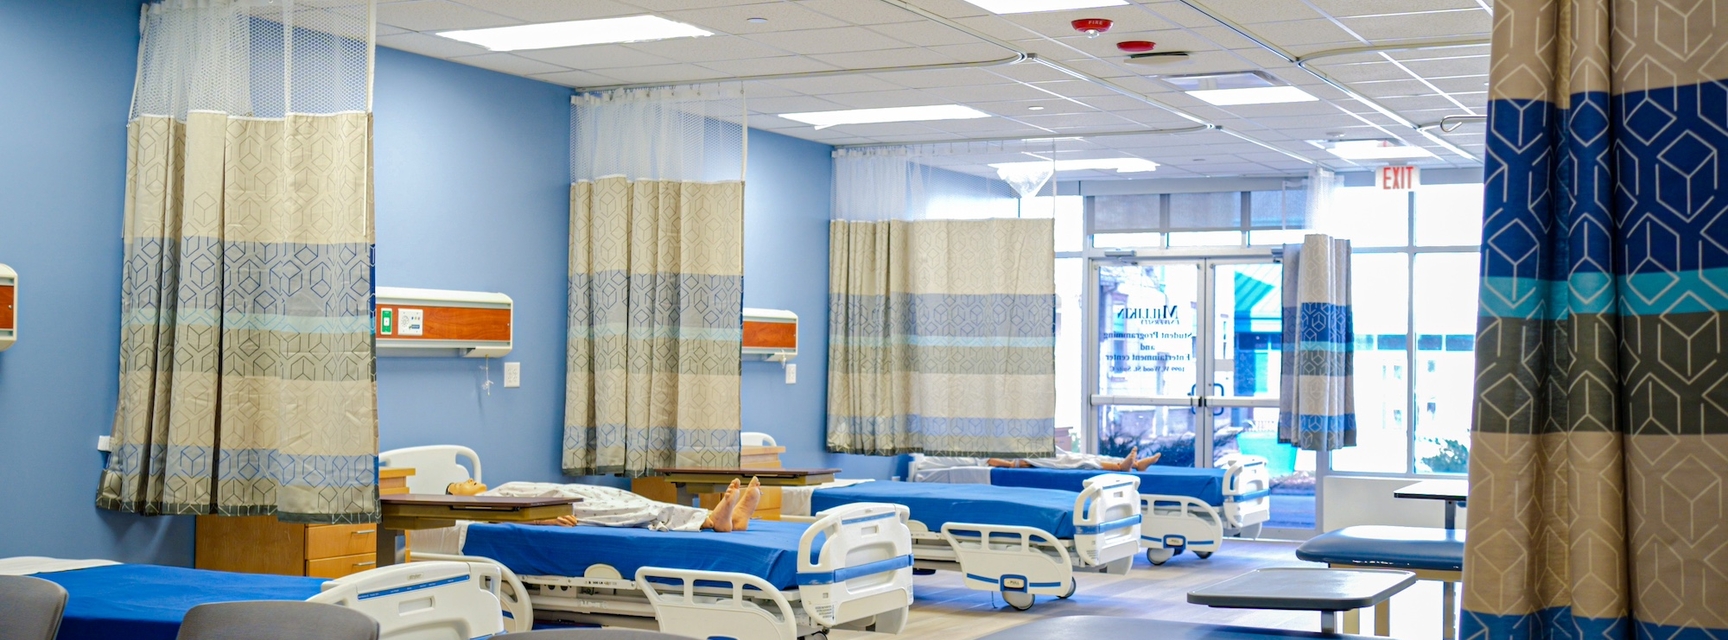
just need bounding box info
[503,362,520,388]
[784,363,797,385]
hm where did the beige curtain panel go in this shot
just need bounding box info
[1465,0,1728,636]
[827,218,1056,457]
[563,178,744,476]
[97,0,378,524]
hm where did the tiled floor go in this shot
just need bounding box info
[832,539,1449,640]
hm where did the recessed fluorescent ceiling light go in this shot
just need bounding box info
[991,158,1158,173]
[1160,70,1318,106]
[436,15,711,52]
[960,0,1128,14]
[1188,86,1318,106]
[780,105,990,130]
[1318,140,1435,160]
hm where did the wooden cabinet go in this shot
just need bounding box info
[195,467,413,578]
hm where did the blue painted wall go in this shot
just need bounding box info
[0,4,892,565]
[0,0,192,564]
[370,47,583,486]
[740,131,899,479]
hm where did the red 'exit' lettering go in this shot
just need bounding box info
[1380,165,1417,190]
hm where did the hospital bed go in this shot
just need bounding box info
[908,452,1271,565]
[381,446,915,640]
[0,556,507,640]
[781,475,1142,611]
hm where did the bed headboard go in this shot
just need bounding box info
[379,445,481,494]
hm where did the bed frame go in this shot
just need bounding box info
[381,446,915,640]
[787,474,1142,611]
[906,454,1272,567]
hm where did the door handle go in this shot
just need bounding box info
[1213,383,1225,416]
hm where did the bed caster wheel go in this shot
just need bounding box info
[1002,591,1036,611]
[913,568,937,576]
[1195,551,1213,559]
[804,633,827,640]
[1146,548,1174,565]
[1058,578,1077,599]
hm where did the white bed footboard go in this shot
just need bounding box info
[1138,495,1224,565]
[309,561,505,640]
[1216,454,1272,531]
[939,523,1073,602]
[407,552,534,633]
[796,503,915,631]
[1071,474,1142,569]
[636,568,799,640]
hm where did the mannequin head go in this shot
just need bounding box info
[445,479,487,496]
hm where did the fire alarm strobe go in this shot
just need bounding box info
[1072,18,1112,38]
[1117,40,1155,53]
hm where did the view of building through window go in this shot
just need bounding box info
[1031,180,1484,530]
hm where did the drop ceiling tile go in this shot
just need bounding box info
[1194,0,1326,24]
[624,36,787,64]
[531,69,624,88]
[621,0,778,10]
[903,0,992,18]
[517,44,674,69]
[1027,79,1128,98]
[1003,4,1171,34]
[456,0,639,22]
[737,81,798,98]
[1391,46,1490,63]
[869,19,987,47]
[1355,79,1435,98]
[951,15,1041,41]
[871,67,1006,88]
[745,95,850,114]
[449,52,571,75]
[1319,61,1414,83]
[1016,111,1139,128]
[1397,57,1489,78]
[1243,19,1361,48]
[596,63,733,85]
[923,81,1053,102]
[663,3,848,33]
[377,31,492,58]
[994,60,1104,83]
[818,89,949,109]
[378,0,515,32]
[700,55,839,77]
[925,42,1022,61]
[376,23,410,36]
[798,0,927,25]
[1341,11,1487,41]
[810,47,960,69]
[976,98,1097,115]
[768,73,906,95]
[745,26,913,55]
[1310,0,1480,18]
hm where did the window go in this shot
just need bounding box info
[1066,181,1483,477]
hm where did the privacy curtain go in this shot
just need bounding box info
[98,0,378,523]
[827,146,1056,457]
[1465,0,1728,637]
[564,87,745,477]
[1277,235,1354,451]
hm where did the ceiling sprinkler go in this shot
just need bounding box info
[1071,18,1112,38]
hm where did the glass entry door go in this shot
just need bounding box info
[1088,255,1317,534]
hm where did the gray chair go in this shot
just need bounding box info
[493,629,696,640]
[0,575,69,640]
[175,601,379,640]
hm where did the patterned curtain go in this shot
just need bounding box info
[827,218,1056,457]
[1465,0,1728,637]
[98,0,377,523]
[1277,235,1354,451]
[563,87,744,477]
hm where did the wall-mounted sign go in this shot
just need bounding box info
[1377,165,1420,191]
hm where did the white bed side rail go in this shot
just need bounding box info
[407,552,534,633]
[1215,453,1272,529]
[1138,495,1224,550]
[634,568,798,640]
[1071,474,1143,567]
[798,502,915,629]
[939,523,1072,595]
[309,561,504,640]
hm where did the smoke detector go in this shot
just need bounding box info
[1071,18,1112,38]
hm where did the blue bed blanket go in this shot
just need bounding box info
[36,564,327,640]
[462,520,817,590]
[811,481,1081,538]
[990,466,1226,507]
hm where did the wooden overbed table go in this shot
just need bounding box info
[653,467,840,506]
[376,494,581,566]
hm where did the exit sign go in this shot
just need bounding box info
[1378,165,1420,190]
